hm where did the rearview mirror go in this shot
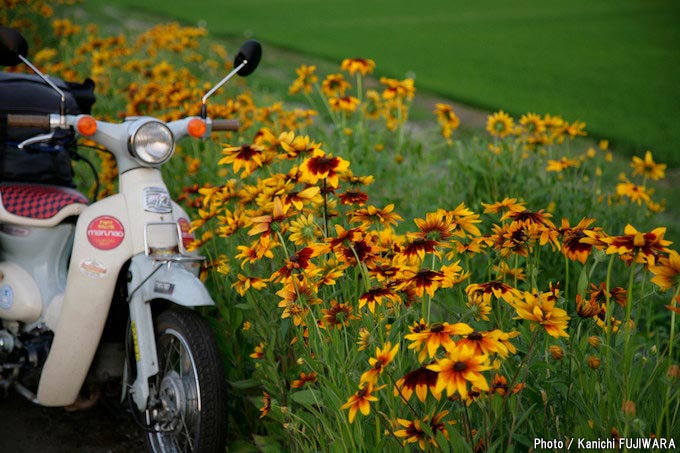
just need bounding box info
[234,40,262,77]
[0,27,28,67]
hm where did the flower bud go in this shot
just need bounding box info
[549,345,564,360]
[588,335,600,348]
[622,400,636,417]
[587,355,601,369]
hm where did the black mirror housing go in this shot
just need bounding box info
[0,27,29,67]
[234,40,262,77]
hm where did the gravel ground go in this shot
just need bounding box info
[0,390,146,453]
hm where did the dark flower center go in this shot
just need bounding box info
[454,361,468,372]
[468,331,483,341]
[430,323,444,333]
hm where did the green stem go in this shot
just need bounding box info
[603,254,615,423]
[657,286,680,436]
[622,261,637,403]
[564,255,570,311]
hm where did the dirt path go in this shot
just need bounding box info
[0,390,146,452]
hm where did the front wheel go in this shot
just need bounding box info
[145,308,227,452]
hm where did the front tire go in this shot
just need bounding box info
[145,308,227,452]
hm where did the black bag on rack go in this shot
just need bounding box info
[0,72,95,187]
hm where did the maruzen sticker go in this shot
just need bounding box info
[87,215,125,250]
[178,218,195,249]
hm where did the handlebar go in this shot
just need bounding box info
[211,119,239,131]
[4,114,239,133]
[4,113,51,129]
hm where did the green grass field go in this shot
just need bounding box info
[91,0,680,166]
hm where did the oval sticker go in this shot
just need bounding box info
[178,217,194,248]
[87,215,125,250]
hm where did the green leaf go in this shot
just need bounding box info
[226,440,261,453]
[252,434,285,453]
[229,378,261,390]
[577,265,589,297]
[290,389,323,409]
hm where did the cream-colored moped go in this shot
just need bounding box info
[0,26,261,452]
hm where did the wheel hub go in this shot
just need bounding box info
[156,371,187,431]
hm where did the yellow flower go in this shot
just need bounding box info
[231,273,268,296]
[394,411,450,450]
[279,132,322,159]
[631,150,666,181]
[466,293,492,321]
[357,327,371,351]
[300,149,351,188]
[565,120,587,138]
[360,341,400,384]
[291,372,318,389]
[250,342,265,359]
[650,250,680,290]
[350,204,403,228]
[321,73,351,97]
[328,95,360,113]
[457,329,517,359]
[341,382,383,423]
[616,179,650,205]
[258,392,271,418]
[321,300,356,330]
[547,157,581,172]
[427,344,491,400]
[604,224,672,266]
[405,322,473,362]
[519,112,546,136]
[486,110,515,138]
[380,77,415,100]
[465,280,520,305]
[362,89,384,119]
[288,213,321,246]
[358,284,401,314]
[235,236,276,267]
[218,143,266,178]
[433,103,460,139]
[394,366,441,403]
[482,197,526,215]
[512,290,570,338]
[289,64,318,94]
[340,58,376,76]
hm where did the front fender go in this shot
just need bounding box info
[135,259,215,308]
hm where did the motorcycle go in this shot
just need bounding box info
[0,26,261,451]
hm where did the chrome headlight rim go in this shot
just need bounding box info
[128,120,175,166]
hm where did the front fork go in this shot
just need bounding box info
[126,255,159,410]
[124,251,214,410]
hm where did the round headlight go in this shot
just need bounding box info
[129,121,175,165]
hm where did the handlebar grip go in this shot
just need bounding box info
[5,114,51,129]
[211,119,240,131]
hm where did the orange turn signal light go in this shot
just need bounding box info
[77,115,97,136]
[187,118,207,138]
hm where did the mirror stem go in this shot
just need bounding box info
[200,60,247,118]
[19,54,66,122]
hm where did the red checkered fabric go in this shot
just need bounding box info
[0,183,88,219]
